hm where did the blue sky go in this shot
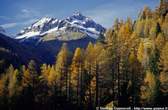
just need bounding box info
[0,0,159,35]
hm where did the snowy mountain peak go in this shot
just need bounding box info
[73,11,82,16]
[32,17,53,27]
[16,12,106,40]
[66,11,92,23]
[71,11,86,20]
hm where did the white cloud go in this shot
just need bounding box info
[0,19,37,29]
[0,23,18,29]
[0,8,38,30]
[17,9,40,19]
[22,19,37,25]
[0,9,37,21]
[21,9,30,13]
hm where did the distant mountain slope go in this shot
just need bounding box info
[0,33,43,68]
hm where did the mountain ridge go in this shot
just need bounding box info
[16,12,105,40]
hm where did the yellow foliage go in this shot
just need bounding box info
[22,68,31,87]
[105,101,115,108]
[137,39,154,66]
[41,64,50,81]
[140,70,157,103]
[155,33,165,50]
[70,48,83,89]
[0,74,8,96]
[8,69,18,97]
[118,18,132,43]
[73,48,82,62]
[129,51,136,64]
[55,43,69,92]
[159,43,168,94]
[48,66,57,86]
[144,70,156,88]
[162,22,168,37]
[137,42,145,63]
[90,76,96,95]
[135,20,145,37]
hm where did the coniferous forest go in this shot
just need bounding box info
[0,1,168,110]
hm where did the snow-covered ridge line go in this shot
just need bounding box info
[16,12,105,40]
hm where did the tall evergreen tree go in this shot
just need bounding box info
[70,48,84,106]
[140,69,159,106]
[158,43,168,105]
[55,43,70,97]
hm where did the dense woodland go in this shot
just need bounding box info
[0,0,168,110]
